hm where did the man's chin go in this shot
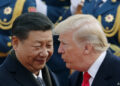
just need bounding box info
[34,64,46,71]
[66,63,71,69]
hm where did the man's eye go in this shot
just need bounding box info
[63,42,67,45]
[33,46,41,49]
[33,46,40,47]
[47,45,52,48]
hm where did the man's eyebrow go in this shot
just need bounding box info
[34,40,53,43]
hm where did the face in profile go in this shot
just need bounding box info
[12,30,53,73]
[58,32,86,71]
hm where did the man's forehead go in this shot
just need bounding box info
[58,33,72,42]
[58,34,65,41]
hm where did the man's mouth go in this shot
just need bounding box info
[35,59,46,64]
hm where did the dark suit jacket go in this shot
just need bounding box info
[0,58,5,65]
[69,50,120,86]
[0,51,59,86]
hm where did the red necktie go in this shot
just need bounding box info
[82,72,91,86]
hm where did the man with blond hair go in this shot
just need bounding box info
[53,14,120,86]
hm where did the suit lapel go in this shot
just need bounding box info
[5,51,40,86]
[43,66,60,86]
[76,72,83,86]
[42,66,52,86]
[14,65,40,86]
[92,50,113,86]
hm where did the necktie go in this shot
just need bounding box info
[82,72,91,86]
[37,76,46,86]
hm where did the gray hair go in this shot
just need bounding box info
[53,14,110,52]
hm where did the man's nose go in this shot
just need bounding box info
[40,48,48,57]
[58,44,64,54]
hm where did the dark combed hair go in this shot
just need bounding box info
[12,12,53,40]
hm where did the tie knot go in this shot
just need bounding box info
[83,72,91,80]
[37,77,46,86]
[82,72,91,86]
[83,72,91,86]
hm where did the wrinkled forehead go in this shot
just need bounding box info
[58,31,74,42]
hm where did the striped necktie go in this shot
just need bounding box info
[37,76,46,86]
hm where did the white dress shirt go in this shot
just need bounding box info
[33,70,43,79]
[88,51,106,86]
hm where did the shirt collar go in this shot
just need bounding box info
[33,70,43,79]
[88,51,106,78]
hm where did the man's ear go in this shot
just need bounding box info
[83,43,93,55]
[12,36,19,50]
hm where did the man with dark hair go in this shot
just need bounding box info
[0,12,59,86]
